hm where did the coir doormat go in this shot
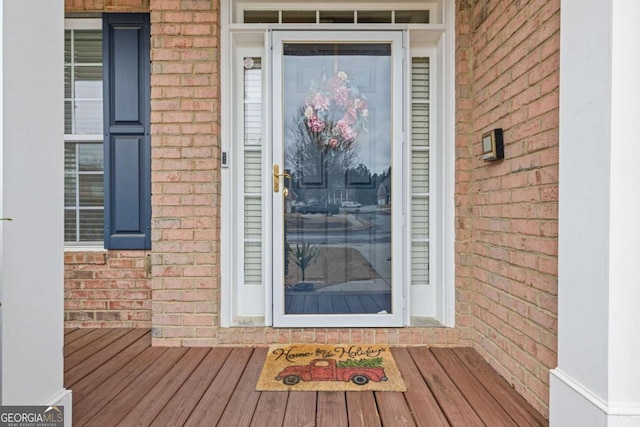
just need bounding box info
[256,344,406,392]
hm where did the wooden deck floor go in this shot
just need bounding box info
[64,328,548,427]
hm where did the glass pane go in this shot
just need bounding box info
[64,66,72,99]
[74,30,102,63]
[64,209,77,242]
[395,10,430,24]
[244,58,262,146]
[78,144,104,171]
[65,143,77,173]
[319,11,354,24]
[64,31,71,64]
[65,174,76,207]
[78,174,104,206]
[75,66,102,86]
[282,11,316,24]
[73,67,103,134]
[358,11,392,24]
[79,210,104,241]
[244,10,279,23]
[282,43,392,315]
[64,101,73,134]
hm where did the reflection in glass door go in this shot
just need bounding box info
[272,31,403,327]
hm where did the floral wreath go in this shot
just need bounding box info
[302,71,368,151]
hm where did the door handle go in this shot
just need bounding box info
[273,165,290,193]
[0,218,13,221]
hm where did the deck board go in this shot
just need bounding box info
[86,347,189,425]
[374,392,416,426]
[65,329,149,383]
[64,329,548,427]
[63,328,94,345]
[392,348,449,427]
[64,328,118,358]
[184,347,253,426]
[317,392,348,427]
[118,347,210,426]
[73,347,167,426]
[283,392,317,427]
[150,347,232,427]
[250,391,289,427]
[453,347,548,427]
[408,347,485,427]
[217,348,268,427]
[431,348,518,426]
[69,331,150,402]
[345,392,382,427]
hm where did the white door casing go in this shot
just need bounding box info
[220,0,456,329]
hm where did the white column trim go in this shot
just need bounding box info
[47,389,72,427]
[552,369,640,417]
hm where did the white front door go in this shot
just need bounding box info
[271,31,405,327]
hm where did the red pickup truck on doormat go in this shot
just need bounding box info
[275,358,388,386]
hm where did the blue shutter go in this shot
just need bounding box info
[103,13,151,249]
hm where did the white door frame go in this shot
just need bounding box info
[270,30,405,327]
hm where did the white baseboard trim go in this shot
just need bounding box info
[47,388,72,427]
[551,368,640,426]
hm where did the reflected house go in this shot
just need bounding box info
[376,176,391,206]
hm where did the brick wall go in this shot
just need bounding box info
[65,251,151,327]
[456,0,560,418]
[66,0,150,12]
[149,0,221,345]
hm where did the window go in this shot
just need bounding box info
[64,21,104,245]
[64,15,151,250]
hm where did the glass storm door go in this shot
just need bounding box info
[272,31,404,327]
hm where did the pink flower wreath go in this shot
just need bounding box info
[302,71,368,151]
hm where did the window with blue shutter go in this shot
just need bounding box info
[103,13,151,249]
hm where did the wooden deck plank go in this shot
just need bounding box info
[250,391,289,427]
[430,348,518,426]
[283,392,317,427]
[64,328,93,345]
[73,347,168,426]
[84,348,189,425]
[408,347,484,427]
[392,348,450,427]
[317,392,348,427]
[151,347,233,427]
[345,392,382,427]
[64,328,150,385]
[217,348,268,427]
[118,348,211,426]
[64,328,114,358]
[375,392,416,426]
[453,347,548,427]
[183,347,254,427]
[64,328,78,335]
[64,328,133,371]
[68,331,151,401]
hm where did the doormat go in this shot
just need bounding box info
[256,344,406,392]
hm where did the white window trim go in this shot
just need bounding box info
[220,0,455,328]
